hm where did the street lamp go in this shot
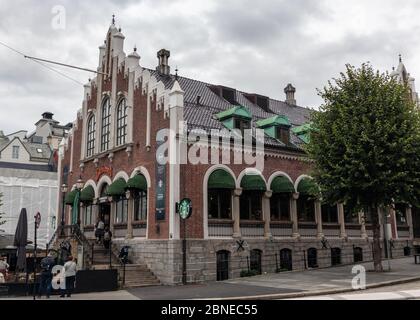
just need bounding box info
[60,183,68,236]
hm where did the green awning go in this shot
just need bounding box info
[80,185,95,202]
[106,178,127,196]
[271,176,295,193]
[65,189,78,206]
[297,178,317,195]
[241,175,266,191]
[127,174,148,191]
[208,170,235,189]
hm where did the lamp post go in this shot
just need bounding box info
[60,183,68,236]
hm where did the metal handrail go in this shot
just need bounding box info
[71,224,94,269]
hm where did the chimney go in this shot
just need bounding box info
[42,112,54,120]
[157,49,171,76]
[284,83,296,105]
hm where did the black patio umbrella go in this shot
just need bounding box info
[14,208,28,272]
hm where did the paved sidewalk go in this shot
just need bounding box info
[129,257,420,300]
[1,290,139,300]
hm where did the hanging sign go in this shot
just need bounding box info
[178,198,192,220]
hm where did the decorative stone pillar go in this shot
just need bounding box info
[406,206,414,239]
[360,211,368,239]
[315,200,323,239]
[233,188,242,238]
[291,193,300,238]
[263,191,273,238]
[338,203,347,239]
[126,193,134,239]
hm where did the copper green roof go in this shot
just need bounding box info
[208,169,236,189]
[256,115,290,128]
[292,123,313,135]
[215,105,252,121]
[127,174,148,191]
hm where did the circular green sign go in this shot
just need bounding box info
[179,198,192,220]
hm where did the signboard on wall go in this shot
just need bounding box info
[155,131,166,221]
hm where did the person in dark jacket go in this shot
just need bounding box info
[103,227,112,249]
[38,253,55,298]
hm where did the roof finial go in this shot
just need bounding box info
[175,66,179,81]
[134,45,137,52]
[112,14,115,25]
[399,54,402,63]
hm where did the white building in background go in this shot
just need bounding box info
[0,112,72,247]
[391,55,420,107]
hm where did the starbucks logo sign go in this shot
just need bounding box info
[178,198,192,220]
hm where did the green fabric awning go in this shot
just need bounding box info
[65,189,78,206]
[106,178,127,196]
[208,170,235,189]
[271,176,295,193]
[241,175,266,191]
[127,174,148,191]
[297,178,317,195]
[80,185,95,202]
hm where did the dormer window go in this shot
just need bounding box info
[276,126,290,145]
[234,118,251,136]
[215,105,252,137]
[256,115,291,146]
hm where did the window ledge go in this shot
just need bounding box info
[114,223,128,230]
[81,143,134,163]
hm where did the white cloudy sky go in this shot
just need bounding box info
[0,0,419,134]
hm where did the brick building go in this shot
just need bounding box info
[58,19,416,285]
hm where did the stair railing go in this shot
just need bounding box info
[71,224,94,269]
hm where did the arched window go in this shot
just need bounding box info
[216,250,230,281]
[101,98,111,151]
[134,189,147,221]
[297,178,317,222]
[250,249,262,275]
[86,115,96,157]
[307,248,318,268]
[208,169,235,220]
[240,174,266,221]
[116,99,128,146]
[353,247,363,263]
[322,204,338,223]
[280,249,293,271]
[331,248,342,266]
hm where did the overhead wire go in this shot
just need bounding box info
[0,40,85,85]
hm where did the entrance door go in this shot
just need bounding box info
[250,249,262,275]
[413,207,420,238]
[280,249,293,271]
[216,251,230,281]
[99,203,111,228]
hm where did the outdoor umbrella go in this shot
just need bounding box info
[14,208,28,272]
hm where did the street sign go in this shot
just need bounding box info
[34,212,41,229]
[178,198,192,220]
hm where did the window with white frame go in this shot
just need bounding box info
[115,197,128,224]
[101,98,111,151]
[12,146,19,159]
[84,205,94,226]
[86,115,96,157]
[116,99,128,146]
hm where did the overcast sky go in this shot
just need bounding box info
[0,0,419,134]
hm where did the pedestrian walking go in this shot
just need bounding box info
[103,227,112,249]
[95,218,105,244]
[0,256,8,283]
[60,256,77,298]
[38,253,55,298]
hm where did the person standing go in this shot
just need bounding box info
[0,256,9,282]
[38,253,55,298]
[95,218,105,244]
[60,256,77,298]
[103,227,112,249]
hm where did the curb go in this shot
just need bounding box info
[198,276,420,301]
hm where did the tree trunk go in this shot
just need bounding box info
[371,206,383,272]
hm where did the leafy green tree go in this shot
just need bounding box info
[307,63,420,271]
